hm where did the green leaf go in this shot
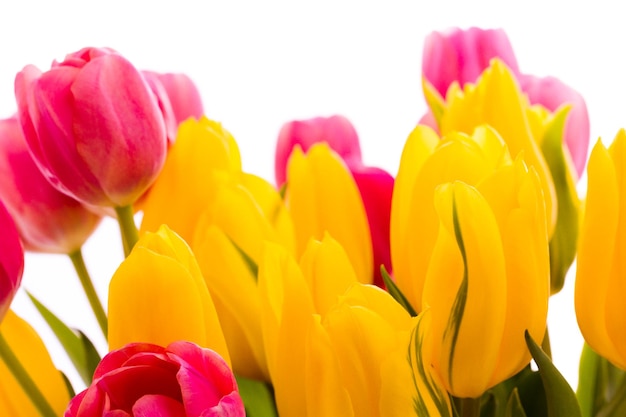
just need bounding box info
[422,77,446,128]
[235,375,278,417]
[525,330,582,417]
[226,236,259,280]
[540,105,580,294]
[27,291,101,386]
[59,370,76,398]
[381,265,417,317]
[505,389,528,417]
[578,343,626,417]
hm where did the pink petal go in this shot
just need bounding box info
[0,201,23,321]
[132,395,186,417]
[200,392,246,417]
[156,73,204,124]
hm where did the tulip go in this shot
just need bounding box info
[576,131,626,370]
[0,310,70,416]
[15,46,167,208]
[285,143,373,283]
[422,27,589,178]
[65,340,245,417]
[108,224,231,367]
[275,115,393,286]
[0,116,101,254]
[0,201,23,322]
[141,70,179,144]
[148,72,204,124]
[391,125,549,398]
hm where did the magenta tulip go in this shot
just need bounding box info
[421,27,590,177]
[0,200,23,322]
[142,71,179,145]
[149,72,204,125]
[65,341,245,417]
[275,115,362,186]
[15,47,167,208]
[0,116,101,253]
[275,115,393,286]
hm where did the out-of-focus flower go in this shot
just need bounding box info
[258,237,434,416]
[275,115,362,186]
[15,46,167,208]
[108,224,231,368]
[0,201,23,322]
[141,70,179,144]
[576,131,626,370]
[422,27,589,178]
[391,125,549,398]
[285,143,372,283]
[0,116,101,254]
[275,115,393,286]
[0,310,70,416]
[65,341,245,417]
[148,72,204,124]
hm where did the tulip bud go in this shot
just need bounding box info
[147,71,204,124]
[576,131,626,370]
[0,201,23,322]
[0,310,70,416]
[0,116,101,254]
[15,47,167,208]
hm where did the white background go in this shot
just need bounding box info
[2,0,625,392]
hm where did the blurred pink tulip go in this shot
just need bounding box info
[0,200,23,322]
[275,115,362,186]
[0,116,101,253]
[275,115,393,286]
[153,72,204,124]
[142,71,179,145]
[15,47,167,208]
[65,341,245,417]
[421,27,590,177]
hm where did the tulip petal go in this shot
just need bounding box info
[132,395,186,417]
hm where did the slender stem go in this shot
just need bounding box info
[456,396,481,417]
[0,333,58,417]
[70,249,108,340]
[115,205,139,257]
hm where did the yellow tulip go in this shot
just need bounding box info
[576,131,626,369]
[0,310,69,416]
[436,58,556,233]
[139,116,241,242]
[285,143,372,283]
[108,225,230,366]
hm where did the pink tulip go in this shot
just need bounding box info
[142,71,179,145]
[150,72,204,125]
[275,115,362,186]
[421,27,590,177]
[0,116,101,253]
[275,115,393,286]
[0,200,23,322]
[65,341,245,417]
[15,47,167,208]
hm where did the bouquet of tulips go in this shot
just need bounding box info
[0,27,623,417]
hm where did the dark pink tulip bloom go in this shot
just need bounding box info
[65,341,245,417]
[275,115,393,286]
[421,27,590,178]
[275,115,362,186]
[142,71,179,145]
[0,116,101,253]
[0,200,23,322]
[15,47,167,208]
[151,72,204,125]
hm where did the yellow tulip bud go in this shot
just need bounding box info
[108,225,230,366]
[0,310,70,416]
[576,131,626,369]
[286,143,373,283]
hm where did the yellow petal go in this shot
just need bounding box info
[140,117,241,242]
[0,310,70,417]
[299,233,358,315]
[423,181,507,398]
[286,143,372,283]
[108,225,230,366]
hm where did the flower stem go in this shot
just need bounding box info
[456,396,481,417]
[115,205,139,257]
[0,332,58,417]
[70,249,108,340]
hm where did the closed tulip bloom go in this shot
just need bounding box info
[150,72,204,124]
[0,201,23,321]
[141,70,179,144]
[0,310,70,416]
[0,116,101,253]
[66,341,244,417]
[108,224,230,367]
[286,143,372,283]
[15,47,167,208]
[576,131,626,370]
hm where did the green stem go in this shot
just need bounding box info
[0,333,58,417]
[456,396,481,417]
[70,249,108,340]
[115,205,139,257]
